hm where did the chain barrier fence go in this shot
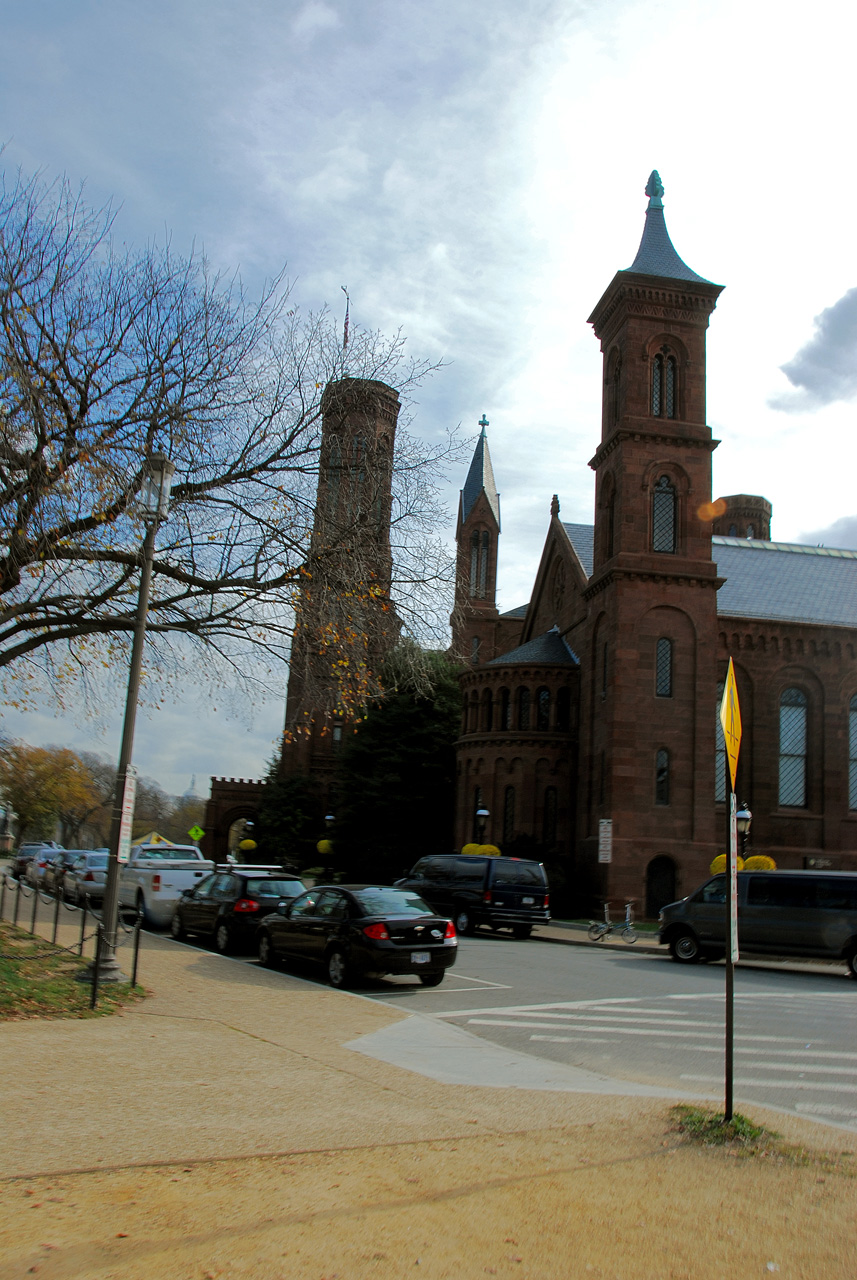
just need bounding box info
[0,871,144,1008]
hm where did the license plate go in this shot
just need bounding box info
[411,951,430,964]
[522,897,534,905]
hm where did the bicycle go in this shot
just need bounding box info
[587,900,638,944]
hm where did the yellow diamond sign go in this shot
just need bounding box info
[719,658,742,792]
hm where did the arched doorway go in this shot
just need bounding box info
[645,855,677,919]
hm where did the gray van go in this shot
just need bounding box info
[396,855,550,939]
[658,870,857,975]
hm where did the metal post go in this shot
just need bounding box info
[12,878,20,928]
[0,874,6,920]
[90,924,102,1009]
[131,916,142,988]
[79,896,88,956]
[29,882,38,934]
[52,882,61,945]
[725,792,737,1122]
[95,519,158,982]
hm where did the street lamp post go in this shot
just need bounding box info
[736,804,752,861]
[476,807,490,845]
[95,453,175,982]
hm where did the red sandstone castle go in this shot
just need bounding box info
[205,174,857,914]
[451,171,857,915]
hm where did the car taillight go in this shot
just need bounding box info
[544,893,549,909]
[482,890,492,904]
[152,874,161,891]
[444,920,456,939]
[84,871,95,882]
[363,922,390,940]
[234,899,260,913]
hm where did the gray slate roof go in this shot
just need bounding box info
[461,426,500,526]
[554,523,857,630]
[489,628,579,667]
[501,604,529,620]
[563,523,595,577]
[626,172,710,284]
[713,537,857,630]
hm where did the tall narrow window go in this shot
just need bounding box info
[849,694,857,810]
[652,354,663,416]
[470,635,480,665]
[556,688,570,732]
[606,491,615,559]
[503,786,516,845]
[543,787,557,847]
[746,525,755,539]
[468,692,479,733]
[601,644,608,698]
[499,687,511,730]
[652,475,677,553]
[472,788,483,841]
[536,687,550,731]
[715,681,727,802]
[480,688,493,732]
[655,749,670,805]
[598,751,606,805]
[779,687,807,807]
[479,530,489,597]
[665,356,676,418]
[655,638,673,697]
[517,687,530,730]
[470,532,479,594]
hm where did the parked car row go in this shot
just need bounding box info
[7,844,110,903]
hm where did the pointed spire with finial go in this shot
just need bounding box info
[626,170,709,283]
[461,414,500,526]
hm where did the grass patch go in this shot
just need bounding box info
[670,1105,855,1174]
[0,921,144,1020]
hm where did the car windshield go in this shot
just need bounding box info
[352,888,434,917]
[138,848,200,860]
[245,879,303,897]
[86,855,109,869]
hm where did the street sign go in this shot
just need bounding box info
[598,819,613,863]
[719,658,742,791]
[117,767,138,865]
[188,824,205,841]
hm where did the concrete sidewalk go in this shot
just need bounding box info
[1,910,856,1279]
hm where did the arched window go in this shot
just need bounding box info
[655,749,670,805]
[656,638,673,697]
[536,687,550,731]
[470,532,479,594]
[606,490,616,559]
[479,530,489,597]
[715,681,727,802]
[543,787,557,847]
[652,476,677,553]
[503,786,515,845]
[746,525,755,539]
[849,694,857,810]
[499,687,511,730]
[468,692,479,734]
[556,688,570,732]
[607,349,622,427]
[779,687,807,807]
[517,687,530,730]
[652,353,677,418]
[480,688,493,732]
[728,524,738,536]
[470,635,480,665]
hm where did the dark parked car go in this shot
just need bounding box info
[12,842,62,882]
[396,854,550,938]
[659,870,857,974]
[170,869,307,953]
[42,850,91,896]
[25,845,68,888]
[62,851,110,904]
[256,885,458,988]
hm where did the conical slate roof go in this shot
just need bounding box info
[461,417,500,526]
[626,171,710,284]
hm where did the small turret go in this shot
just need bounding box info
[711,495,772,541]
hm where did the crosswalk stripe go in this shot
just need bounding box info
[680,1074,857,1094]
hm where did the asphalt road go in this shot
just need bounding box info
[362,934,857,1133]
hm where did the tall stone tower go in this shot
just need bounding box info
[580,171,724,904]
[282,377,401,791]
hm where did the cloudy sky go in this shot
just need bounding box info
[2,0,856,795]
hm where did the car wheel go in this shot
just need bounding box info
[419,970,445,986]
[258,932,278,968]
[214,922,231,955]
[326,947,351,989]
[512,924,532,940]
[669,930,701,963]
[846,947,857,980]
[454,907,474,936]
[170,912,187,941]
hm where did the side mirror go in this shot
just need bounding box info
[276,899,290,916]
[183,888,195,899]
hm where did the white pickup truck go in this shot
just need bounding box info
[119,844,214,927]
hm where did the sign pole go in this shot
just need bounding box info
[719,659,742,1123]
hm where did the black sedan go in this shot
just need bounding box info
[256,885,458,988]
[170,869,307,953]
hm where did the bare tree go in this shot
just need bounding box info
[0,166,458,717]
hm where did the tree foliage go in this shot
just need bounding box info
[331,645,463,882]
[254,763,325,868]
[0,166,458,716]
